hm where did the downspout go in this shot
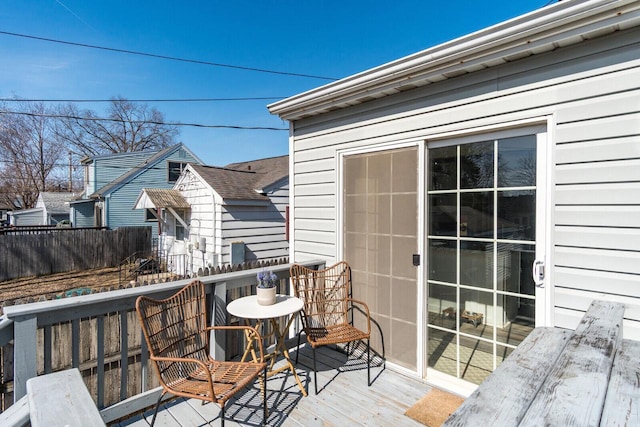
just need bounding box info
[288,122,295,262]
[104,195,110,228]
[213,192,220,267]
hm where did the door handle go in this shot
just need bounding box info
[532,260,545,288]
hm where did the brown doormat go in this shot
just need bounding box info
[405,388,465,426]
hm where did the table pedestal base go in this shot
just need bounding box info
[240,316,307,397]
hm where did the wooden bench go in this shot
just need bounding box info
[444,300,636,427]
[26,368,105,427]
[442,307,484,327]
[600,339,640,425]
[460,310,483,327]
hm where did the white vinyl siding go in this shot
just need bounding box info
[288,26,640,338]
[219,182,290,264]
[9,209,44,226]
[174,169,289,270]
[172,169,215,273]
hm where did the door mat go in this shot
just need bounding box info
[404,388,465,426]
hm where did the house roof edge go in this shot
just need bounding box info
[268,0,640,121]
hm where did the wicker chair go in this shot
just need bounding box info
[290,261,371,394]
[135,280,267,426]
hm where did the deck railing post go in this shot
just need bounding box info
[213,280,228,361]
[12,314,37,401]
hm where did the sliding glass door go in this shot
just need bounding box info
[426,133,546,384]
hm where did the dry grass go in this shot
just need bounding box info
[0,266,122,305]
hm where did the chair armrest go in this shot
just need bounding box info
[205,325,266,362]
[151,354,212,370]
[347,298,372,335]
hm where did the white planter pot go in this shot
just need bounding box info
[256,287,276,306]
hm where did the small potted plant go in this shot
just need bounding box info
[256,269,278,305]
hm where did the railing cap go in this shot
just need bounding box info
[2,259,325,320]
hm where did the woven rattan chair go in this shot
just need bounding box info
[290,261,371,394]
[135,280,267,426]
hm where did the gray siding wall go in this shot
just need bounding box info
[72,202,95,228]
[289,27,640,338]
[220,180,289,265]
[11,209,44,226]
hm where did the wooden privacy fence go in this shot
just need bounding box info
[0,227,151,281]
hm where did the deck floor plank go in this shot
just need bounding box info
[116,345,429,426]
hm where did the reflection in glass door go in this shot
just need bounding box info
[427,135,539,384]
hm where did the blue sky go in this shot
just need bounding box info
[0,1,551,166]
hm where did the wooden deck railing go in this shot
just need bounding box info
[0,259,324,423]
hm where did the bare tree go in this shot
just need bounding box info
[0,102,62,208]
[55,96,179,157]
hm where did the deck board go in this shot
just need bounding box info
[599,339,640,427]
[115,344,430,426]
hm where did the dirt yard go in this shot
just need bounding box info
[0,267,123,306]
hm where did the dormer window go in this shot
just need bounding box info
[168,162,188,182]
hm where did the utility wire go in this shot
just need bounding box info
[0,110,288,131]
[0,97,287,103]
[0,158,284,171]
[0,30,339,81]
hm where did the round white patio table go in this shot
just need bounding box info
[227,294,307,396]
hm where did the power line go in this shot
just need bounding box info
[0,30,338,81]
[0,110,288,131]
[0,97,287,103]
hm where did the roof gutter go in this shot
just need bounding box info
[268,0,640,121]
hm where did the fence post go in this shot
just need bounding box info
[12,314,37,401]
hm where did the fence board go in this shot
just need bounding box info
[0,227,151,281]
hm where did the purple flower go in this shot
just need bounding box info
[257,269,278,288]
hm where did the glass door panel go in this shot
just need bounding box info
[426,134,540,385]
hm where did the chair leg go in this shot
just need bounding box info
[367,338,371,386]
[221,403,225,427]
[312,346,319,395]
[295,331,302,364]
[263,363,268,425]
[149,390,165,427]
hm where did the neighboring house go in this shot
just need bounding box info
[0,195,20,226]
[134,155,289,275]
[269,0,640,395]
[70,143,203,235]
[8,192,74,226]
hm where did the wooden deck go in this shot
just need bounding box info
[114,343,432,427]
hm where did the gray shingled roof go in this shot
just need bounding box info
[187,156,287,201]
[39,192,75,214]
[0,195,18,211]
[224,155,288,191]
[190,165,269,201]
